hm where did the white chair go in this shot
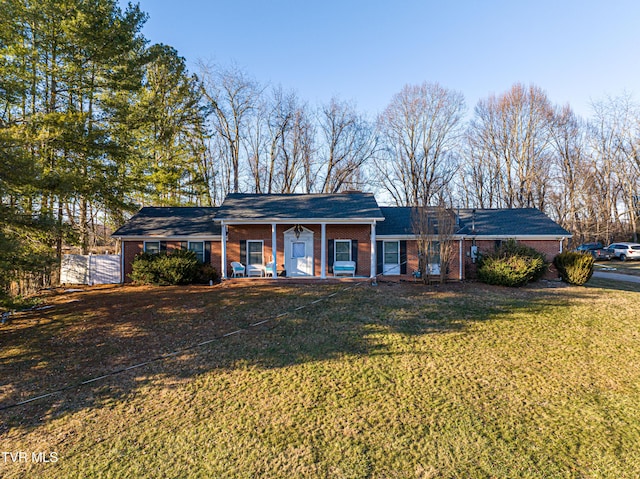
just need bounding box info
[265,262,276,277]
[231,261,246,278]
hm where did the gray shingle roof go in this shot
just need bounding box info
[112,202,569,239]
[112,207,220,237]
[456,208,570,236]
[215,193,385,221]
[377,207,569,237]
[377,207,420,235]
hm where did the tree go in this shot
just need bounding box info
[548,105,590,239]
[317,97,377,193]
[466,83,555,210]
[377,82,466,206]
[200,62,262,194]
[0,0,148,297]
[132,44,209,206]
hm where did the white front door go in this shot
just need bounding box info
[383,241,401,275]
[284,228,314,276]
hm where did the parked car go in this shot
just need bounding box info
[575,242,614,261]
[607,242,640,261]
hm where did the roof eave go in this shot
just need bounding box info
[216,217,385,223]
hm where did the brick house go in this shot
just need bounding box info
[112,193,571,282]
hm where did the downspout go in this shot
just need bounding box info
[559,237,565,253]
[119,239,125,284]
[370,221,376,279]
[459,238,463,280]
[271,223,277,278]
[221,221,227,279]
[321,223,326,279]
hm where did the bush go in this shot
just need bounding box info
[553,251,594,285]
[130,249,200,285]
[477,239,548,287]
[194,263,220,284]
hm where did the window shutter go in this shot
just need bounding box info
[240,240,246,264]
[351,239,358,268]
[160,241,167,252]
[204,241,211,264]
[328,239,334,273]
[180,241,187,250]
[376,240,383,275]
[400,241,407,274]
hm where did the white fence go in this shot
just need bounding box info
[60,254,121,285]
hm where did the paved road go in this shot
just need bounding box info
[592,271,640,284]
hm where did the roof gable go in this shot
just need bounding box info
[215,193,384,221]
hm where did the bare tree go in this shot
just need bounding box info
[317,97,377,193]
[376,82,466,206]
[265,88,315,193]
[200,62,263,193]
[548,105,589,238]
[411,203,457,284]
[466,83,555,210]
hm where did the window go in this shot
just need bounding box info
[427,241,441,264]
[384,241,399,265]
[247,240,263,266]
[335,240,351,262]
[144,241,160,255]
[292,241,306,258]
[188,241,205,263]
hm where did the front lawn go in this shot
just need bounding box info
[1,280,639,478]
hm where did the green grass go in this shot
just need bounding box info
[1,281,640,478]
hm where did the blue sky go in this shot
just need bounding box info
[122,0,639,118]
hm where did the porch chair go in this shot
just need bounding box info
[230,261,246,278]
[265,261,276,277]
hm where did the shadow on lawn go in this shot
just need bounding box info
[0,281,592,432]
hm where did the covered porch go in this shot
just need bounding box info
[219,221,378,280]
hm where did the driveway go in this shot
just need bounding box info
[592,271,640,284]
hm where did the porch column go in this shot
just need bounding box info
[370,222,376,278]
[271,222,277,278]
[320,223,326,279]
[221,221,227,279]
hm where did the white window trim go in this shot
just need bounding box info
[144,241,160,254]
[188,241,205,263]
[334,239,352,263]
[247,240,264,266]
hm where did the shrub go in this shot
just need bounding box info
[553,251,594,285]
[129,252,159,284]
[477,239,548,287]
[130,249,200,285]
[194,263,220,284]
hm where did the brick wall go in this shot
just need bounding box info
[381,239,461,281]
[327,224,372,277]
[123,241,142,282]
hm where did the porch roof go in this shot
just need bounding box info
[215,193,385,222]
